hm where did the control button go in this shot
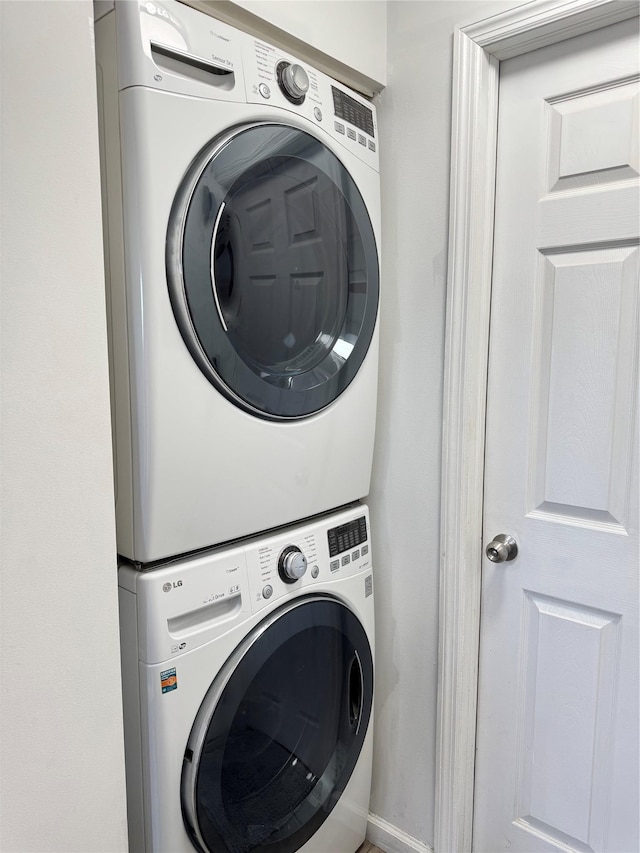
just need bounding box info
[358,134,366,146]
[362,544,369,556]
[347,128,356,141]
[334,121,345,135]
[330,560,340,572]
[313,107,323,122]
[262,584,273,599]
[341,554,351,566]
[368,140,376,152]
[352,549,360,560]
[258,83,271,99]
[311,565,320,579]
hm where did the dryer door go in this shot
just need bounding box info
[167,122,379,420]
[181,596,374,853]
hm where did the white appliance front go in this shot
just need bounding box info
[95,1,381,563]
[118,504,375,853]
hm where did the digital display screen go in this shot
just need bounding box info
[328,516,368,557]
[332,87,375,138]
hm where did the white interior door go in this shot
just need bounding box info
[474,18,639,853]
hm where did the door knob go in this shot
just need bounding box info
[485,534,518,563]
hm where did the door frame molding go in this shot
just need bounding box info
[435,2,639,852]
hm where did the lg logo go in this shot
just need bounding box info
[162,580,183,593]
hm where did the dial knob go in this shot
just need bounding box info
[277,61,309,103]
[278,545,308,583]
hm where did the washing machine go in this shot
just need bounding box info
[118,503,374,853]
[95,1,381,564]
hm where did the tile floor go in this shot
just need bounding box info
[356,843,386,853]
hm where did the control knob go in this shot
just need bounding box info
[276,61,309,104]
[278,545,308,583]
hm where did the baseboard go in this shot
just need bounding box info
[366,813,434,853]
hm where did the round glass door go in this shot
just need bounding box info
[167,123,379,420]
[181,596,374,853]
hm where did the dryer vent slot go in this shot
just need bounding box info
[150,43,235,90]
[168,593,241,637]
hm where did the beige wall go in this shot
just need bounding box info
[0,2,128,849]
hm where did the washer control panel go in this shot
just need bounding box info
[244,507,372,614]
[120,505,373,661]
[109,1,378,171]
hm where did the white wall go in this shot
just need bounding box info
[0,2,128,850]
[367,2,527,849]
[231,0,387,87]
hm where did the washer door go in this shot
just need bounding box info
[167,122,379,420]
[181,596,374,853]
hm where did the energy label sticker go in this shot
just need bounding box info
[161,668,177,694]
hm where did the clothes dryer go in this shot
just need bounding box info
[118,504,375,853]
[96,1,380,563]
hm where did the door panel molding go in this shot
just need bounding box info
[435,3,639,853]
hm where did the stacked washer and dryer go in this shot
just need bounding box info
[95,2,381,851]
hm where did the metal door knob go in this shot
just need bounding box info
[485,534,518,563]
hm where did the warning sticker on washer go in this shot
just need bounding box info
[160,668,177,694]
